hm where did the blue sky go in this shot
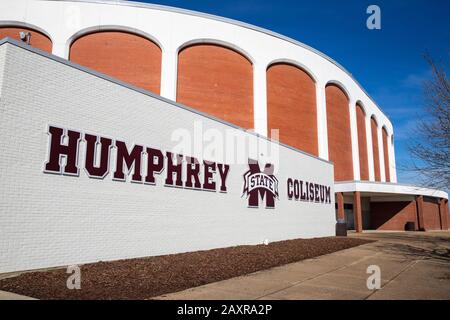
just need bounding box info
[136,0,449,185]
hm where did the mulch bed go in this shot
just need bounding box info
[0,237,371,300]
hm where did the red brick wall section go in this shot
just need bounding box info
[325,84,353,181]
[0,27,52,53]
[336,192,345,220]
[443,200,450,230]
[438,199,449,230]
[356,104,369,180]
[371,117,381,181]
[445,200,450,230]
[354,192,363,233]
[370,201,418,231]
[177,44,253,129]
[416,195,425,230]
[423,198,442,230]
[382,127,390,182]
[69,31,162,94]
[267,63,318,156]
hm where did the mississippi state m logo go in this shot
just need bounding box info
[242,159,279,209]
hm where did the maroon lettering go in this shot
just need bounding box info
[203,161,216,191]
[44,125,233,194]
[185,156,201,189]
[217,164,230,193]
[84,134,112,178]
[309,182,314,201]
[113,141,143,182]
[44,126,81,175]
[165,152,183,187]
[287,178,293,199]
[294,180,300,200]
[287,178,332,204]
[145,148,164,185]
[325,186,331,203]
[300,181,306,200]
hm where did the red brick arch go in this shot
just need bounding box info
[0,26,52,53]
[325,84,353,181]
[69,31,162,94]
[356,103,369,180]
[371,116,381,181]
[177,43,253,129]
[267,63,318,155]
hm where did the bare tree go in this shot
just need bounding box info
[408,54,450,190]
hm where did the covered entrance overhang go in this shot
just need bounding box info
[334,181,449,233]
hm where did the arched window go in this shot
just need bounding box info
[267,63,317,155]
[325,83,353,181]
[356,103,369,180]
[177,44,253,129]
[70,31,162,94]
[0,26,52,52]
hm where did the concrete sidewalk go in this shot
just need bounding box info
[156,231,450,300]
[0,290,36,300]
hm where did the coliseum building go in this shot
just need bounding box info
[0,0,448,244]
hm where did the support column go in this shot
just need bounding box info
[253,62,268,137]
[316,82,329,160]
[160,48,178,101]
[353,192,363,233]
[388,133,398,183]
[51,32,71,59]
[446,200,449,230]
[416,196,425,231]
[336,192,345,221]
[51,42,68,59]
[439,199,449,230]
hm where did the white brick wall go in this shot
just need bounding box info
[0,45,5,97]
[0,42,335,273]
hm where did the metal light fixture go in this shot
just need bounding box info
[19,31,31,45]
